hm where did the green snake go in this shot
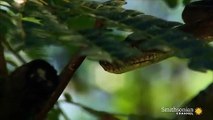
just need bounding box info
[100,0,213,74]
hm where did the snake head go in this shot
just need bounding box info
[181,0,213,41]
[182,0,213,24]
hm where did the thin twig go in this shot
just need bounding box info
[0,36,8,78]
[36,53,86,120]
[56,103,69,120]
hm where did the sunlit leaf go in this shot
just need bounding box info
[22,17,41,24]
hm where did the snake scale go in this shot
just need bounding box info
[100,0,213,74]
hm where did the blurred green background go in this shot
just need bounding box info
[53,0,213,120]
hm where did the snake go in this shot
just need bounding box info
[99,0,213,74]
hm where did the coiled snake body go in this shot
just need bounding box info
[100,0,213,74]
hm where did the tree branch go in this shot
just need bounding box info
[174,82,213,120]
[36,53,86,120]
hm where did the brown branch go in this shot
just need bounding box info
[0,36,8,78]
[36,53,86,120]
[174,82,213,120]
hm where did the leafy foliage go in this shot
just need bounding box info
[1,0,212,71]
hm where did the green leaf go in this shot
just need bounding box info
[22,17,42,25]
[66,15,95,31]
[182,0,191,5]
[163,0,178,8]
[64,93,72,103]
[48,107,61,120]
